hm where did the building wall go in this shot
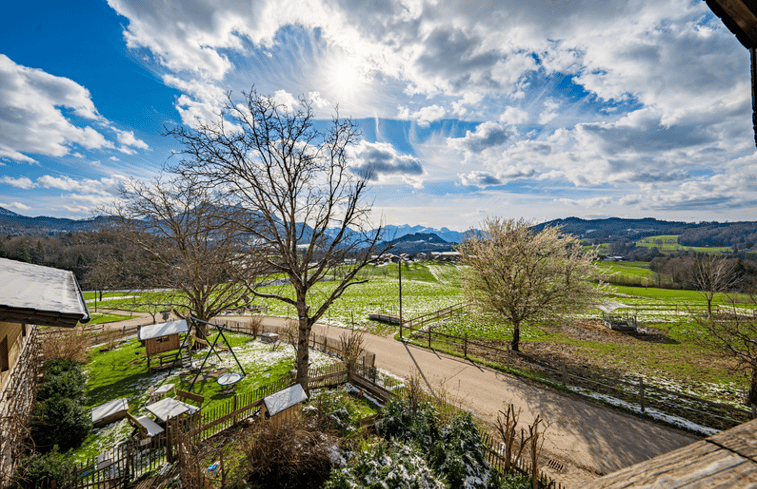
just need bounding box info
[0,322,39,486]
[0,321,24,394]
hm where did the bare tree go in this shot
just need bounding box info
[694,298,757,406]
[458,217,600,352]
[166,89,387,389]
[690,254,740,319]
[107,177,259,322]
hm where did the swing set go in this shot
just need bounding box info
[163,316,247,392]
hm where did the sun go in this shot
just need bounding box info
[333,63,361,95]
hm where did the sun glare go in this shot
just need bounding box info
[333,62,361,95]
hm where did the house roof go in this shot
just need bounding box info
[586,418,757,488]
[706,0,757,48]
[0,257,90,328]
[138,319,189,341]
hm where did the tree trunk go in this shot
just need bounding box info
[511,321,520,352]
[294,292,311,393]
[749,366,757,407]
[707,299,713,320]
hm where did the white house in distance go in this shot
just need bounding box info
[0,257,90,484]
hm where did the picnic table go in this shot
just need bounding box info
[146,397,198,423]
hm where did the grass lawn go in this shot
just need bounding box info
[76,332,340,461]
[78,311,131,325]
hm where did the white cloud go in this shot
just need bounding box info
[412,105,446,127]
[0,176,35,189]
[538,100,560,125]
[349,140,425,187]
[499,106,529,125]
[273,90,299,111]
[116,129,149,150]
[0,202,31,211]
[0,55,116,163]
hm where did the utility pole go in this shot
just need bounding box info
[398,256,403,339]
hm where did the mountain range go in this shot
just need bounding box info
[2,207,756,251]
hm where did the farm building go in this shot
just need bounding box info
[0,258,90,485]
[139,319,190,371]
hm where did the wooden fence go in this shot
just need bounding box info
[401,302,466,333]
[213,317,376,370]
[480,432,566,489]
[402,319,753,431]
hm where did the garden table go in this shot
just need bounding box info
[146,397,198,422]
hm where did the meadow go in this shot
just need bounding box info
[88,261,755,406]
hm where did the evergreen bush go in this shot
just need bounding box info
[10,447,76,489]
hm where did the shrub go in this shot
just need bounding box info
[378,396,439,452]
[243,418,335,488]
[305,388,362,437]
[432,413,499,489]
[37,369,86,402]
[10,447,76,489]
[30,396,92,452]
[324,439,445,489]
[40,328,89,363]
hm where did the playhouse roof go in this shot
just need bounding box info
[138,319,189,341]
[264,383,308,417]
[0,257,90,327]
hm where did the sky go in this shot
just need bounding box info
[0,0,755,231]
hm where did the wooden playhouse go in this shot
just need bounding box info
[139,319,190,371]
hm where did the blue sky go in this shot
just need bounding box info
[1,0,755,230]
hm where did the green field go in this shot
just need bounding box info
[635,235,732,254]
[90,261,755,405]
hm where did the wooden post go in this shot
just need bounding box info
[561,360,567,386]
[464,332,468,357]
[428,327,431,349]
[233,394,238,425]
[639,376,646,412]
[166,419,175,463]
[221,451,226,488]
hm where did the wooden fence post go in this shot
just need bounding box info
[233,394,238,425]
[464,332,468,357]
[639,377,645,412]
[561,360,567,387]
[428,327,431,349]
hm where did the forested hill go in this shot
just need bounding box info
[534,217,757,250]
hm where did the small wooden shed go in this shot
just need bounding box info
[139,319,189,371]
[262,384,308,425]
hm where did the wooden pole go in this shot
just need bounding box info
[639,376,646,412]
[464,332,468,357]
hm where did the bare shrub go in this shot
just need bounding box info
[339,328,365,370]
[283,319,299,350]
[495,403,545,485]
[40,328,89,363]
[249,315,262,338]
[404,372,425,416]
[242,418,335,488]
[175,430,204,489]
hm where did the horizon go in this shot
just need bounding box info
[1,1,756,229]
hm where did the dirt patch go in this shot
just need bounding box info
[555,319,675,346]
